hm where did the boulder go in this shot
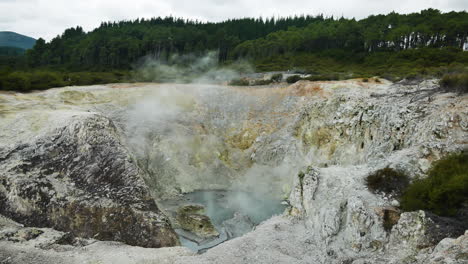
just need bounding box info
[176,204,219,239]
[222,212,255,238]
[390,210,466,249]
[0,113,178,248]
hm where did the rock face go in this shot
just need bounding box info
[292,80,467,172]
[389,210,467,250]
[175,79,466,264]
[0,215,195,264]
[416,230,468,263]
[288,166,319,216]
[0,112,178,248]
[0,214,93,250]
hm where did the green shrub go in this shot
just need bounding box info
[365,167,410,196]
[66,72,123,86]
[29,71,65,90]
[401,153,468,216]
[0,72,30,91]
[439,72,468,94]
[286,75,302,84]
[228,78,250,86]
[270,73,283,82]
[252,79,273,85]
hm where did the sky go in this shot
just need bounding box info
[1,0,467,41]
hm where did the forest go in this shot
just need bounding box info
[1,8,467,91]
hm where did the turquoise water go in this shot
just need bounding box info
[183,190,286,226]
[161,190,286,252]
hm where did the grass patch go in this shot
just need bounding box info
[0,70,129,92]
[439,72,468,94]
[254,48,468,82]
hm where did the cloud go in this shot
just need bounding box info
[0,0,466,41]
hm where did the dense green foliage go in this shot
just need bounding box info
[365,167,410,196]
[1,9,468,91]
[19,9,468,71]
[401,153,468,216]
[24,16,321,70]
[0,47,27,75]
[0,46,25,56]
[234,10,468,58]
[255,48,468,80]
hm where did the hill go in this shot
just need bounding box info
[0,31,36,50]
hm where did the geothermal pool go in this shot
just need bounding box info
[159,190,287,252]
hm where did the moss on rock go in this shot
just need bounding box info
[176,204,219,239]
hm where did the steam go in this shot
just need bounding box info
[133,51,253,84]
[124,52,304,227]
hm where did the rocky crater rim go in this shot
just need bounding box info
[0,79,467,263]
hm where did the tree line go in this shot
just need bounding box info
[233,9,468,58]
[0,9,467,91]
[24,15,323,70]
[20,9,468,71]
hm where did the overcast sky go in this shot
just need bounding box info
[1,0,467,41]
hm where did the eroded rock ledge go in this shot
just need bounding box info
[0,112,178,248]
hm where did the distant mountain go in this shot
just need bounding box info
[0,31,36,50]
